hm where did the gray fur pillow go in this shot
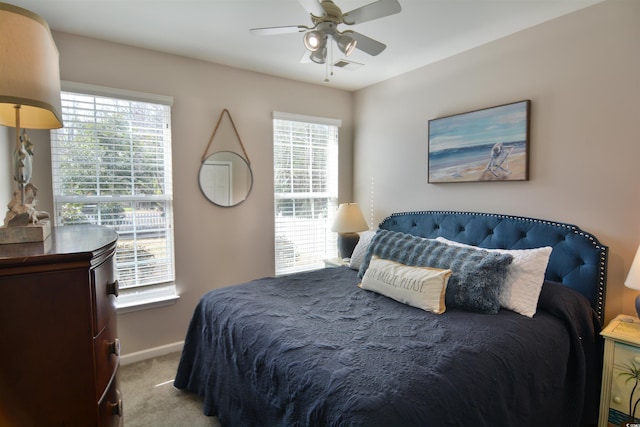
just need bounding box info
[358,230,514,314]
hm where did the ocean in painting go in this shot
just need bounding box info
[428,140,527,182]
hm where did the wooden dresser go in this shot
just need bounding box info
[0,225,122,426]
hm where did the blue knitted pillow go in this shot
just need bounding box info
[358,230,514,314]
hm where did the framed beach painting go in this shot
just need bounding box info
[428,100,530,183]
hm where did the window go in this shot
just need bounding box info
[273,112,340,275]
[50,82,176,310]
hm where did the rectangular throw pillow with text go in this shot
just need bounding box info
[360,256,452,314]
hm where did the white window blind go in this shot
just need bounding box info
[273,112,340,275]
[50,83,176,304]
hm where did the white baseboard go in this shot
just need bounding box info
[120,341,184,366]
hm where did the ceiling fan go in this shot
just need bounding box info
[250,0,402,65]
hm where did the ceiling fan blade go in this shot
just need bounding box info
[250,25,309,36]
[348,31,386,56]
[298,0,325,18]
[342,0,401,25]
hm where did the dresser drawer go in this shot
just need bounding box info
[613,341,640,369]
[99,374,123,427]
[93,255,118,335]
[95,314,120,397]
[606,341,640,421]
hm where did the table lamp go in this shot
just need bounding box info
[625,244,640,318]
[0,2,63,244]
[331,202,368,259]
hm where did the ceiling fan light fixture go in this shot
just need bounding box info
[309,47,327,64]
[303,30,323,51]
[337,33,357,56]
[253,0,402,77]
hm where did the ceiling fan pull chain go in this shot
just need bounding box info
[324,42,330,82]
[330,40,334,78]
[324,40,333,83]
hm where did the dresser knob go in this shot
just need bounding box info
[108,338,121,357]
[110,398,123,417]
[106,280,119,297]
[614,395,623,404]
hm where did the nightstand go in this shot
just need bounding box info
[599,314,640,427]
[323,257,349,268]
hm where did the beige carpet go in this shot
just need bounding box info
[120,351,220,427]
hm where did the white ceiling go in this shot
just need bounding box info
[8,0,603,91]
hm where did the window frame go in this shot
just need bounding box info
[273,111,341,275]
[51,81,178,312]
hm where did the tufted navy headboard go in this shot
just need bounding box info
[379,211,608,320]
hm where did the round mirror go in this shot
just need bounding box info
[199,151,253,207]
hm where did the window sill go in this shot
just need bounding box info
[116,284,179,314]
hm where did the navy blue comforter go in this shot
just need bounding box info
[174,267,601,427]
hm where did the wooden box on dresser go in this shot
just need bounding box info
[0,225,122,427]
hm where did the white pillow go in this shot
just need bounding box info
[359,256,452,314]
[436,237,552,317]
[349,230,377,271]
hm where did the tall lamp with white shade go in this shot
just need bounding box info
[331,203,368,259]
[625,244,640,318]
[0,2,63,244]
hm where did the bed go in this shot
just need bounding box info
[175,211,608,427]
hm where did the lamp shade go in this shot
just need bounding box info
[331,203,368,233]
[625,245,640,290]
[0,2,63,130]
[624,244,640,318]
